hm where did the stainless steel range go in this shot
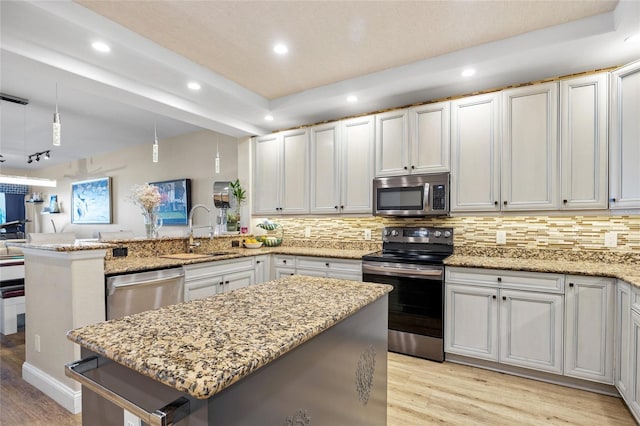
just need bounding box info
[362,226,453,362]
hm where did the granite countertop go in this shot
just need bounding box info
[66,276,392,399]
[105,246,373,275]
[445,254,640,287]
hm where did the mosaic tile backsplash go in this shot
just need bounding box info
[267,215,640,253]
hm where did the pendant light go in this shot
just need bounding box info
[52,83,61,146]
[152,120,159,163]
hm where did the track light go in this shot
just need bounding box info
[27,150,51,164]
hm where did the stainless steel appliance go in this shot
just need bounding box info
[372,172,449,217]
[362,226,453,361]
[106,268,184,320]
[213,180,231,235]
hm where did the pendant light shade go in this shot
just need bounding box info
[53,83,61,146]
[152,120,159,163]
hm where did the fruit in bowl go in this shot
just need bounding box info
[243,238,263,249]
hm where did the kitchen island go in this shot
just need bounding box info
[66,275,392,425]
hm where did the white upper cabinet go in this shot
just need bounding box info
[340,115,375,213]
[502,82,560,211]
[610,60,640,210]
[374,102,450,177]
[310,122,341,214]
[375,109,409,177]
[450,93,501,212]
[410,102,450,174]
[560,73,609,209]
[252,129,309,215]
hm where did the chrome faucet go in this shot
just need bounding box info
[187,204,212,252]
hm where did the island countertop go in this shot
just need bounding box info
[66,275,392,400]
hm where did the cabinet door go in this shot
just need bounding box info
[280,129,309,214]
[254,255,270,284]
[616,281,632,399]
[310,123,341,214]
[410,102,450,174]
[450,93,500,212]
[564,276,614,384]
[223,269,255,292]
[499,289,563,374]
[253,134,281,215]
[560,74,608,209]
[630,310,640,418]
[184,276,221,301]
[502,82,560,210]
[445,284,499,361]
[340,115,375,213]
[610,60,640,209]
[375,109,409,177]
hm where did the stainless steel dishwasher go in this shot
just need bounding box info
[106,268,184,320]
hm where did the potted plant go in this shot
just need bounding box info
[227,179,246,232]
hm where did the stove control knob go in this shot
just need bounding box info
[391,230,399,237]
[383,230,390,236]
[443,231,452,238]
[433,230,442,238]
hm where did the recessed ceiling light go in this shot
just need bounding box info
[187,82,201,91]
[264,115,274,121]
[91,41,111,53]
[461,68,476,77]
[273,43,289,55]
[346,95,358,103]
[625,33,640,43]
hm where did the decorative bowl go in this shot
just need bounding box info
[244,242,263,249]
[262,237,282,247]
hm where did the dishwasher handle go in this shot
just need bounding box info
[65,356,191,426]
[106,269,184,294]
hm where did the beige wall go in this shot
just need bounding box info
[25,130,240,239]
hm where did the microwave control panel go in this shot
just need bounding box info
[432,185,446,210]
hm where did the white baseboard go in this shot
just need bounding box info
[22,362,82,414]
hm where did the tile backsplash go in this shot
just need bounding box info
[267,215,640,253]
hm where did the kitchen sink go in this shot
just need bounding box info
[160,251,235,260]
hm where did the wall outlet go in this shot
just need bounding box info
[304,227,311,238]
[364,229,372,240]
[34,334,41,353]
[604,232,618,248]
[124,409,142,426]
[496,230,507,245]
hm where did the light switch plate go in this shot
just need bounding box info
[496,231,507,245]
[604,232,618,248]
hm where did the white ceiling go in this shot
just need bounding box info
[1,0,639,171]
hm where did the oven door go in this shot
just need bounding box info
[362,261,443,338]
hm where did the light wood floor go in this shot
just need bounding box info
[1,328,635,425]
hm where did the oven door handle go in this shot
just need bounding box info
[362,263,442,279]
[423,183,430,211]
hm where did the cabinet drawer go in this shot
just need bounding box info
[273,255,295,268]
[296,257,361,273]
[446,267,564,293]
[184,258,255,280]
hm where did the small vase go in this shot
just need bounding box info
[142,209,162,239]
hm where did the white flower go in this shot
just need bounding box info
[129,184,161,213]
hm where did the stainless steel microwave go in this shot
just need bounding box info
[372,172,450,217]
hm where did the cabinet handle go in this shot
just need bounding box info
[334,205,338,210]
[503,201,507,205]
[219,281,224,286]
[494,201,498,206]
[283,260,287,264]
[611,198,617,203]
[256,261,261,264]
[497,277,502,282]
[404,166,408,170]
[225,280,229,284]
[569,282,573,287]
[340,205,344,209]
[411,165,415,169]
[502,296,507,301]
[492,295,497,299]
[325,262,330,267]
[563,199,568,204]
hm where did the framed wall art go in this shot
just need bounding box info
[71,177,112,224]
[149,178,191,225]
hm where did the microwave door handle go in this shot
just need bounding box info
[423,183,430,210]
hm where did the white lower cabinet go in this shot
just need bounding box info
[273,255,296,279]
[183,257,255,301]
[630,309,640,417]
[564,275,614,384]
[254,255,270,284]
[445,267,564,375]
[615,280,632,400]
[296,257,362,281]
